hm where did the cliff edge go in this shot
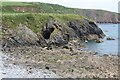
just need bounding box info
[1,13,105,48]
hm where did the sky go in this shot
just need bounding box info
[2,0,120,13]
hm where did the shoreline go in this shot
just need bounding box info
[1,46,119,78]
[1,2,119,79]
[0,50,59,78]
[97,22,120,24]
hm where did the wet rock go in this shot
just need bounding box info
[95,39,104,43]
[104,30,108,32]
[106,37,115,40]
[2,72,6,74]
[94,52,99,55]
[103,54,109,56]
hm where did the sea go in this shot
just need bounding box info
[83,24,118,55]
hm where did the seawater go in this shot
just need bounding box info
[84,24,118,55]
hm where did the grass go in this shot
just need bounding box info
[1,2,94,36]
[1,2,118,23]
[2,2,32,6]
[2,13,84,34]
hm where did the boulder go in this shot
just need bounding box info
[95,39,104,43]
[54,34,68,46]
[67,19,105,40]
[106,37,115,40]
[4,24,39,46]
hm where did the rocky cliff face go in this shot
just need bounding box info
[39,18,105,47]
[2,17,105,48]
[2,24,39,47]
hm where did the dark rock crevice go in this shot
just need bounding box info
[42,27,55,39]
[42,19,56,39]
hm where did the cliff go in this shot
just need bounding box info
[1,13,105,47]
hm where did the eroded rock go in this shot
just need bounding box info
[95,39,104,43]
[2,24,39,47]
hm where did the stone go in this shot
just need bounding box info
[106,37,115,40]
[45,66,50,70]
[63,45,69,49]
[37,34,47,47]
[95,39,103,43]
[4,24,39,46]
[2,72,6,74]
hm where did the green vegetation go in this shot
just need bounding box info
[2,13,83,34]
[1,2,118,35]
[1,2,85,35]
[2,2,32,6]
[1,2,118,22]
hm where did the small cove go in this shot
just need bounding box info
[83,24,118,55]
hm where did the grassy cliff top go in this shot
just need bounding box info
[1,2,118,22]
[1,2,87,35]
[2,13,84,34]
[2,2,32,6]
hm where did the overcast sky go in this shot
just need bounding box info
[2,0,120,12]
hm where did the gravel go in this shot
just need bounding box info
[0,51,59,78]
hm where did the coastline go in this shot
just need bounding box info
[1,46,118,78]
[1,15,118,78]
[97,22,120,24]
[1,1,119,79]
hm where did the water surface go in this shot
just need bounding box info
[84,24,118,55]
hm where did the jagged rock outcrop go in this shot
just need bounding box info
[2,24,39,47]
[106,37,115,40]
[39,18,105,47]
[66,19,105,40]
[2,18,105,48]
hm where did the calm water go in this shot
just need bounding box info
[84,24,118,55]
